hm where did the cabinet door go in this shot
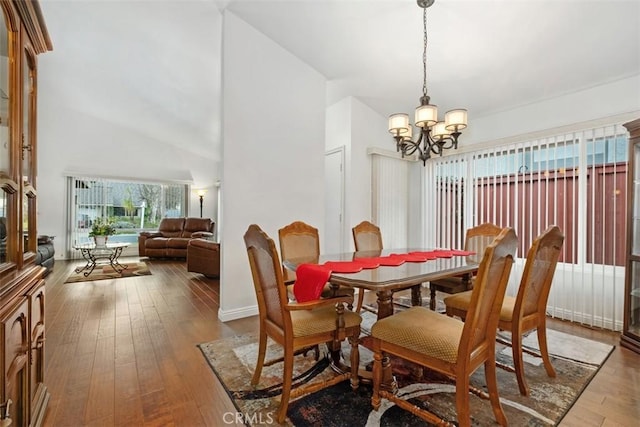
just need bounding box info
[27,280,44,403]
[632,142,640,256]
[1,298,29,426]
[627,141,640,340]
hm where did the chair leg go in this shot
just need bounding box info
[371,349,382,410]
[484,357,508,426]
[348,333,360,391]
[355,289,365,312]
[537,324,556,378]
[277,346,294,423]
[511,330,529,396]
[455,375,471,427]
[251,330,267,385]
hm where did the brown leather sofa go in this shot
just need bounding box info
[138,217,214,258]
[187,238,220,278]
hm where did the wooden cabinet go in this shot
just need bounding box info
[622,118,640,354]
[1,297,29,427]
[0,1,52,426]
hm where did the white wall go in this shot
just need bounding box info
[325,98,351,252]
[36,2,222,258]
[325,97,392,251]
[219,12,326,321]
[465,74,640,145]
[350,97,389,242]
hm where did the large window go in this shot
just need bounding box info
[425,123,629,330]
[67,176,188,255]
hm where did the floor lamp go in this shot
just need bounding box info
[196,189,207,218]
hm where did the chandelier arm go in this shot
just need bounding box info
[402,140,421,157]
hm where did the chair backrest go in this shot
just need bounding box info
[244,224,288,332]
[278,221,320,283]
[515,225,564,319]
[464,222,503,264]
[352,221,383,251]
[459,227,518,358]
[183,217,214,237]
[158,218,185,237]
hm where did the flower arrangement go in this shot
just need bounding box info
[88,218,116,237]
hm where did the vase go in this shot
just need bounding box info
[94,235,108,247]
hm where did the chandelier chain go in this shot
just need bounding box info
[422,6,428,98]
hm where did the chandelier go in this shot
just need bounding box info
[388,0,467,165]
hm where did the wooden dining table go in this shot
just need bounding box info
[285,248,479,319]
[285,248,480,388]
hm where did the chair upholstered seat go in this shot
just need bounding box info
[370,227,518,427]
[372,306,463,363]
[320,284,355,299]
[443,225,565,397]
[244,224,361,423]
[444,291,517,323]
[428,222,503,310]
[292,306,361,337]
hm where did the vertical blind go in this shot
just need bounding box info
[424,123,628,330]
[372,154,410,249]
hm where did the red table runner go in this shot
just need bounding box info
[293,249,475,302]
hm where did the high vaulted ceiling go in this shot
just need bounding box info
[223,0,640,120]
[39,0,639,162]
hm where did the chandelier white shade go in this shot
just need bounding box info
[388,0,468,165]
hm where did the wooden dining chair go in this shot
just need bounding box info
[351,220,383,312]
[244,224,362,423]
[278,221,355,306]
[428,222,503,310]
[352,220,383,252]
[444,225,565,396]
[371,227,517,427]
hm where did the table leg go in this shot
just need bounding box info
[109,246,128,273]
[411,285,422,306]
[75,248,98,277]
[461,272,472,290]
[430,284,437,311]
[376,290,394,319]
[374,289,399,391]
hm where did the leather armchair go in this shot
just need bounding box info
[187,238,220,278]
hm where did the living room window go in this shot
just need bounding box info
[66,176,188,257]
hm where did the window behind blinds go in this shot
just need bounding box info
[426,124,628,330]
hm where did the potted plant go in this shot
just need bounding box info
[89,218,116,247]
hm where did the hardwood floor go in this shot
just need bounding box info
[43,258,639,426]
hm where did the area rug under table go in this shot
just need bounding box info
[64,261,151,283]
[199,324,613,427]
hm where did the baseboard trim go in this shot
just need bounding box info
[218,305,258,322]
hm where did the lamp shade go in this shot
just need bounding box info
[432,121,451,139]
[400,125,413,140]
[415,104,438,128]
[388,113,410,134]
[445,109,468,131]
